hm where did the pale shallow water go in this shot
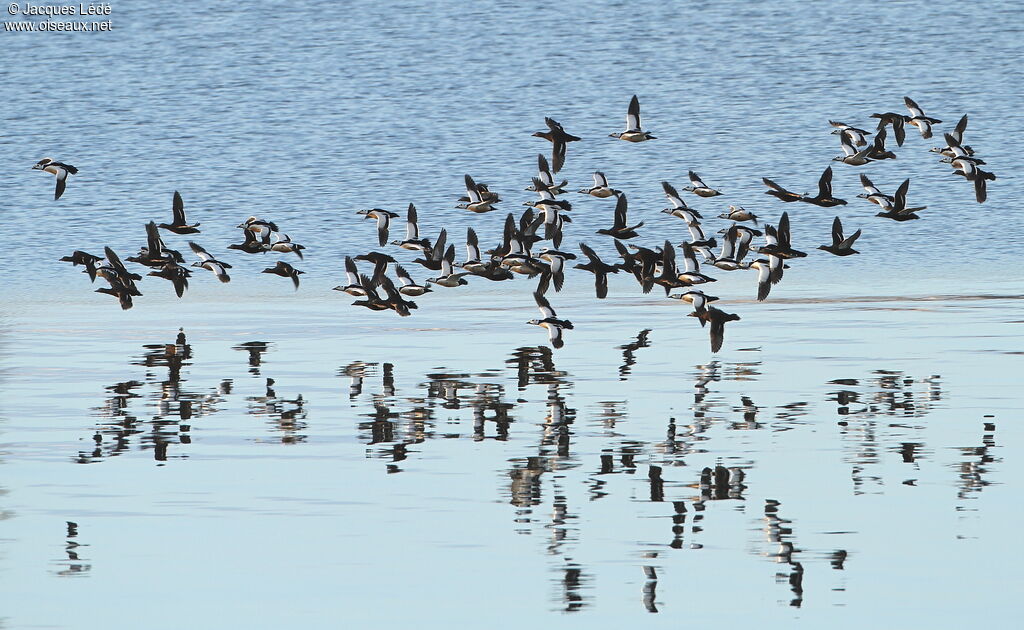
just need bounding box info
[1,0,1023,628]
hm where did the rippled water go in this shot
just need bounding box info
[2,0,1022,627]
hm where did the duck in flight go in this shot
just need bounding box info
[904,96,942,139]
[148,261,191,298]
[394,264,433,296]
[334,256,369,296]
[865,127,897,161]
[357,208,400,247]
[875,178,927,221]
[610,95,656,142]
[869,111,907,146]
[761,177,804,203]
[931,115,973,157]
[857,174,894,210]
[128,221,184,267]
[268,233,306,259]
[576,241,620,299]
[719,205,758,224]
[189,242,232,283]
[683,171,722,197]
[262,260,305,289]
[390,203,430,252]
[817,216,861,256]
[457,174,497,213]
[427,245,470,288]
[413,228,447,271]
[668,289,718,315]
[578,171,621,198]
[32,158,78,200]
[689,307,740,353]
[526,154,567,195]
[941,132,996,203]
[228,228,270,254]
[533,117,580,173]
[799,166,847,207]
[828,120,870,146]
[159,191,201,234]
[527,291,573,349]
[661,181,703,223]
[60,250,103,282]
[597,193,644,239]
[833,133,874,165]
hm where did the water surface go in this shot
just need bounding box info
[1,0,1022,627]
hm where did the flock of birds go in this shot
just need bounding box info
[47,95,995,352]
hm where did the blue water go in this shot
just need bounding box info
[1,0,1022,627]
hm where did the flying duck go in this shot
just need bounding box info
[718,205,758,224]
[357,208,400,247]
[828,120,870,146]
[578,171,621,198]
[746,258,774,302]
[127,221,184,267]
[427,245,470,287]
[869,112,907,147]
[390,203,430,251]
[817,216,861,256]
[904,96,942,139]
[617,241,659,293]
[526,154,568,195]
[262,261,304,289]
[147,262,191,298]
[875,178,927,221]
[267,233,305,259]
[527,291,573,349]
[683,171,722,197]
[799,166,847,207]
[857,174,894,210]
[758,212,806,259]
[95,277,135,310]
[675,242,717,286]
[60,250,102,281]
[610,95,656,142]
[32,158,78,200]
[378,275,417,316]
[412,228,448,271]
[533,118,580,173]
[689,307,741,353]
[351,273,390,312]
[833,133,874,165]
[228,228,270,254]
[457,175,497,213]
[394,264,433,296]
[660,181,703,222]
[762,177,804,203]
[667,289,719,315]
[930,115,973,157]
[575,241,620,298]
[865,127,897,161]
[159,191,201,234]
[537,247,577,292]
[189,242,232,282]
[237,216,279,235]
[334,256,368,296]
[597,193,644,239]
[96,247,142,294]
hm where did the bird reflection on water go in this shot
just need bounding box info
[52,521,91,578]
[77,330,215,464]
[65,330,988,613]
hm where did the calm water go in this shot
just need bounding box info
[1,0,1022,627]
